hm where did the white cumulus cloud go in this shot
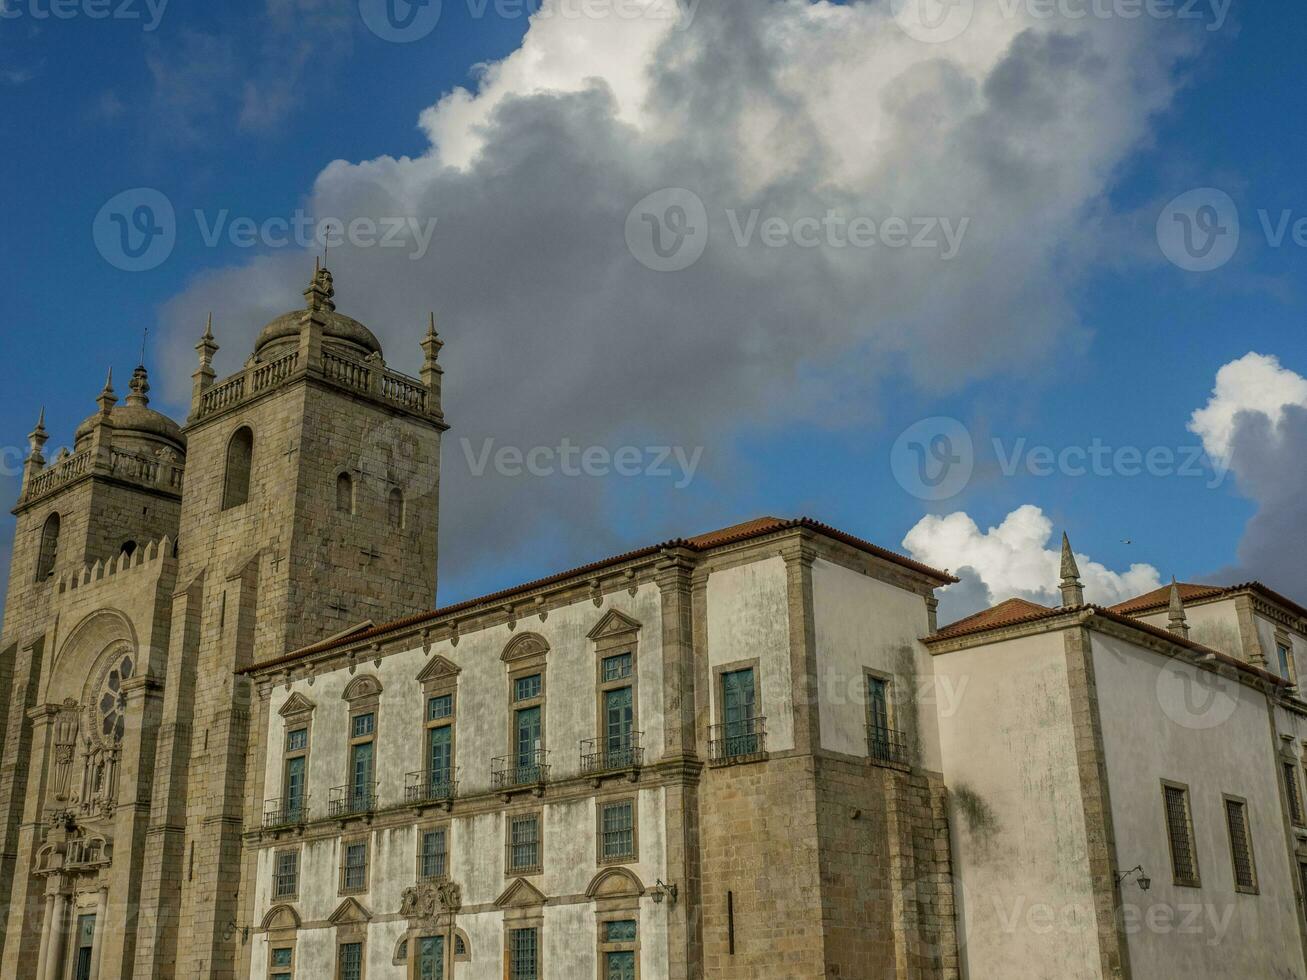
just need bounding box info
[903,505,1162,623]
[156,1,1198,592]
[1189,352,1307,465]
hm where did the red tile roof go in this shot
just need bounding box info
[249,516,955,672]
[925,601,1289,688]
[935,597,1053,638]
[1110,581,1307,621]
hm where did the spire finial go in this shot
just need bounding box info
[1059,532,1085,607]
[127,363,151,407]
[305,259,335,312]
[97,367,117,415]
[1167,577,1190,639]
[139,326,149,369]
[203,312,214,341]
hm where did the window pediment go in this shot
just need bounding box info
[278,692,317,718]
[501,633,549,665]
[495,877,546,909]
[328,896,372,926]
[342,674,383,702]
[416,654,461,684]
[587,609,642,641]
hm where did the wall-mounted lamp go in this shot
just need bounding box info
[221,920,251,944]
[651,879,679,906]
[1114,866,1151,892]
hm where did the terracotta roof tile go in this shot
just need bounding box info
[935,597,1053,638]
[249,515,955,672]
[1110,581,1307,621]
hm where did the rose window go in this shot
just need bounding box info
[96,653,134,743]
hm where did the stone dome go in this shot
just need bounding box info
[73,366,186,455]
[254,308,382,359]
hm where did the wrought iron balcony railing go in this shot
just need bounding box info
[328,784,377,818]
[867,725,910,768]
[262,796,309,829]
[709,718,767,762]
[580,733,644,775]
[492,751,550,790]
[405,768,459,805]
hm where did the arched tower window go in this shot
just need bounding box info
[222,427,254,510]
[36,512,60,580]
[337,473,354,514]
[388,488,405,530]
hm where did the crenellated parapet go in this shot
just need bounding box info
[56,535,176,596]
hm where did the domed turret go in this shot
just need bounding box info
[251,264,383,360]
[74,364,186,456]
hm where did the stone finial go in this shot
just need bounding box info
[1059,532,1085,607]
[304,260,336,313]
[28,407,48,462]
[97,368,117,416]
[192,314,220,409]
[420,311,445,418]
[126,364,151,408]
[1167,578,1190,640]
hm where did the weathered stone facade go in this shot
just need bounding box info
[3,265,1305,980]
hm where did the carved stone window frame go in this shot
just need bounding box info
[339,834,371,897]
[261,905,301,980]
[416,656,460,782]
[416,819,451,883]
[589,611,641,750]
[596,794,639,867]
[504,807,544,877]
[342,675,382,804]
[279,693,315,812]
[272,846,302,903]
[501,634,549,764]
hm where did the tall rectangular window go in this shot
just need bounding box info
[281,723,309,822]
[274,850,299,898]
[604,686,634,758]
[417,936,445,980]
[1278,643,1293,682]
[1286,762,1305,827]
[721,667,759,756]
[508,814,541,874]
[509,928,539,980]
[428,725,452,785]
[600,800,636,862]
[1163,783,1200,887]
[867,676,890,733]
[1225,796,1258,893]
[515,706,542,770]
[420,828,448,881]
[342,841,368,893]
[338,942,362,980]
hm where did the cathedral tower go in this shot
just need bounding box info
[134,265,447,979]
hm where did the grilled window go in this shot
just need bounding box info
[421,829,448,881]
[338,942,362,980]
[1286,763,1305,826]
[1225,798,1257,892]
[274,850,299,898]
[509,814,541,873]
[342,841,368,892]
[1164,784,1200,886]
[601,801,635,862]
[510,928,538,980]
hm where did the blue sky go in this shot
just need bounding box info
[1,0,1304,619]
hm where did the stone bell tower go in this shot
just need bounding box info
[133,264,448,980]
